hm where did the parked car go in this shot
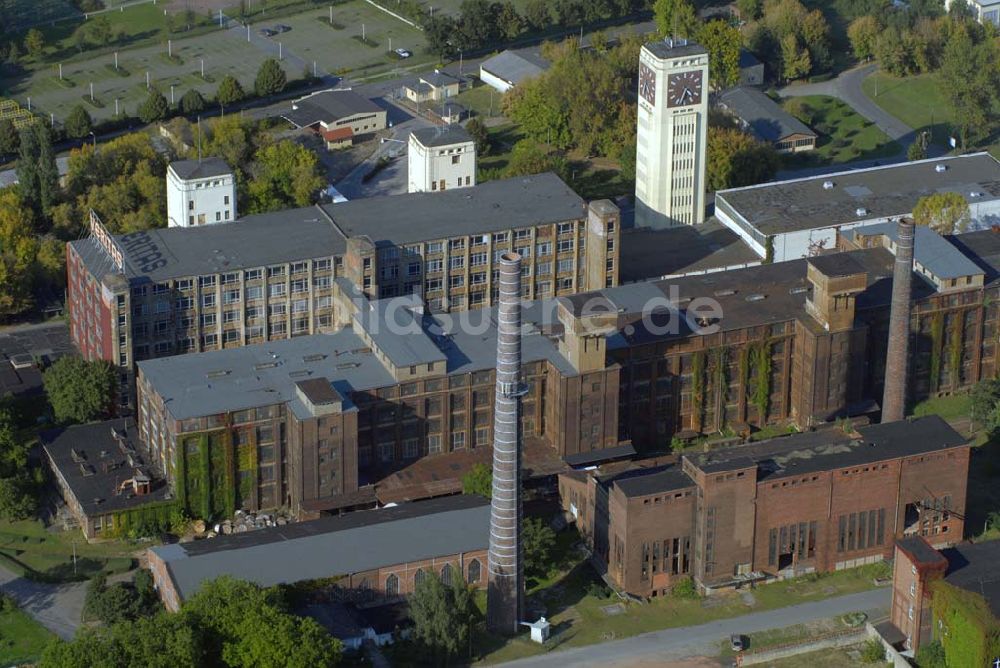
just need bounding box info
[730,634,745,652]
[259,28,276,37]
[394,48,411,58]
[275,24,291,33]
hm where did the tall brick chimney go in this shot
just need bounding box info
[882,218,915,423]
[487,252,525,635]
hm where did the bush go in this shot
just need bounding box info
[671,577,699,600]
[585,580,611,599]
[915,640,946,668]
[860,638,886,663]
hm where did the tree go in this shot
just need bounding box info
[504,139,569,181]
[254,58,287,98]
[939,29,1000,148]
[653,0,699,39]
[736,0,762,21]
[907,134,928,161]
[0,118,18,156]
[780,33,811,81]
[64,104,93,139]
[179,89,206,115]
[860,638,885,663]
[138,88,169,124]
[706,126,779,192]
[0,407,36,520]
[409,572,477,663]
[698,21,740,90]
[465,117,491,156]
[215,75,246,106]
[247,140,324,213]
[914,640,946,668]
[17,123,58,215]
[523,0,551,29]
[800,10,831,71]
[461,462,492,497]
[969,379,1000,433]
[0,188,39,318]
[43,356,116,424]
[24,28,45,59]
[84,575,148,625]
[848,15,880,62]
[912,192,970,234]
[425,15,458,59]
[522,517,556,576]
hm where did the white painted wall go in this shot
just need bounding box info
[166,168,237,228]
[479,67,513,93]
[407,135,477,193]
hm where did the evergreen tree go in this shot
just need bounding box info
[179,89,206,115]
[464,117,491,156]
[64,105,93,139]
[35,124,59,212]
[215,75,245,106]
[15,127,39,211]
[138,88,169,123]
[254,58,287,98]
[0,119,18,156]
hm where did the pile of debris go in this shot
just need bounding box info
[211,509,293,536]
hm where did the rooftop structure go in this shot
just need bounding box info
[718,87,816,152]
[148,495,490,609]
[284,89,384,128]
[407,125,476,194]
[715,153,1000,261]
[168,158,232,180]
[166,157,237,228]
[479,49,551,92]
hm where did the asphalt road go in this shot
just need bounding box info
[496,587,888,668]
[0,564,86,640]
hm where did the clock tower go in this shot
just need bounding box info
[635,39,709,229]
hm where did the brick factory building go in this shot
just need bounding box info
[559,416,969,596]
[148,495,489,611]
[67,174,620,407]
[127,223,1000,520]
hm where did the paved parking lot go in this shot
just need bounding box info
[0,321,74,398]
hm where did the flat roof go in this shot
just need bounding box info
[685,415,966,480]
[717,153,1000,236]
[40,418,172,516]
[321,173,585,245]
[807,252,869,278]
[138,301,575,420]
[480,49,550,85]
[0,322,73,397]
[619,218,760,282]
[845,222,984,280]
[950,229,1000,284]
[718,87,815,143]
[942,540,1000,618]
[410,125,472,148]
[149,495,490,603]
[284,89,382,128]
[603,464,695,498]
[896,536,949,568]
[644,39,706,59]
[168,158,232,180]
[71,206,346,283]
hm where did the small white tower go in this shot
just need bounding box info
[635,39,709,229]
[408,126,477,194]
[166,158,237,228]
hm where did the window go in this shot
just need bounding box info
[558,239,575,253]
[449,256,464,270]
[467,558,481,583]
[451,155,461,164]
[414,568,426,588]
[223,289,240,305]
[427,434,442,454]
[536,242,552,256]
[269,284,286,298]
[202,294,216,308]
[440,563,453,586]
[451,431,466,449]
[427,242,443,254]
[385,574,399,597]
[245,269,262,281]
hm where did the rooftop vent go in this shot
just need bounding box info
[746,294,766,302]
[856,207,868,217]
[935,164,947,173]
[714,289,737,297]
[789,286,809,295]
[302,354,326,362]
[253,362,279,370]
[823,181,835,190]
[970,192,982,198]
[206,369,231,379]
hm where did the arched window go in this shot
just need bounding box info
[358,577,372,601]
[385,573,399,597]
[414,568,426,589]
[467,558,481,584]
[440,563,453,586]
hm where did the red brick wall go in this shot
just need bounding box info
[66,244,115,363]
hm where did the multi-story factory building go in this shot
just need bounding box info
[67,174,620,406]
[130,222,1000,521]
[559,415,969,595]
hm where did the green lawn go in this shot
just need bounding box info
[910,393,972,422]
[0,602,55,665]
[475,537,887,664]
[861,71,953,146]
[780,95,900,166]
[0,518,136,583]
[456,85,503,119]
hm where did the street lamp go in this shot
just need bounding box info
[88,131,96,148]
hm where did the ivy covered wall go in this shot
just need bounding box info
[932,579,1000,668]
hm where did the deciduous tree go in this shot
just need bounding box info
[653,0,699,39]
[523,0,551,29]
[42,356,116,424]
[64,104,93,139]
[215,75,246,106]
[23,28,45,59]
[464,117,491,156]
[698,20,741,90]
[179,89,206,115]
[523,516,556,576]
[912,192,970,234]
[939,28,1000,148]
[848,15,880,62]
[138,88,169,123]
[409,572,477,663]
[461,462,492,497]
[706,126,779,192]
[0,188,39,318]
[780,33,811,81]
[0,118,19,156]
[247,140,323,213]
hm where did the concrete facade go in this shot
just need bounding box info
[407,127,476,194]
[166,159,237,228]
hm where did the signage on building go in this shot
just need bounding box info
[89,210,125,273]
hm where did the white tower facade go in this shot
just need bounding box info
[166,158,237,228]
[634,40,709,229]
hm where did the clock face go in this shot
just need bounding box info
[638,63,656,106]
[667,70,704,108]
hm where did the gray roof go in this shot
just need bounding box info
[717,153,1000,236]
[719,87,816,143]
[354,295,447,369]
[739,49,762,69]
[480,49,550,86]
[322,173,585,245]
[941,540,1000,619]
[410,125,472,148]
[284,89,382,128]
[149,495,490,603]
[0,156,70,188]
[603,464,695,498]
[619,217,760,282]
[844,222,984,280]
[70,206,346,283]
[685,415,966,480]
[643,39,706,59]
[137,299,576,420]
[420,71,461,88]
[168,157,232,181]
[40,418,172,516]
